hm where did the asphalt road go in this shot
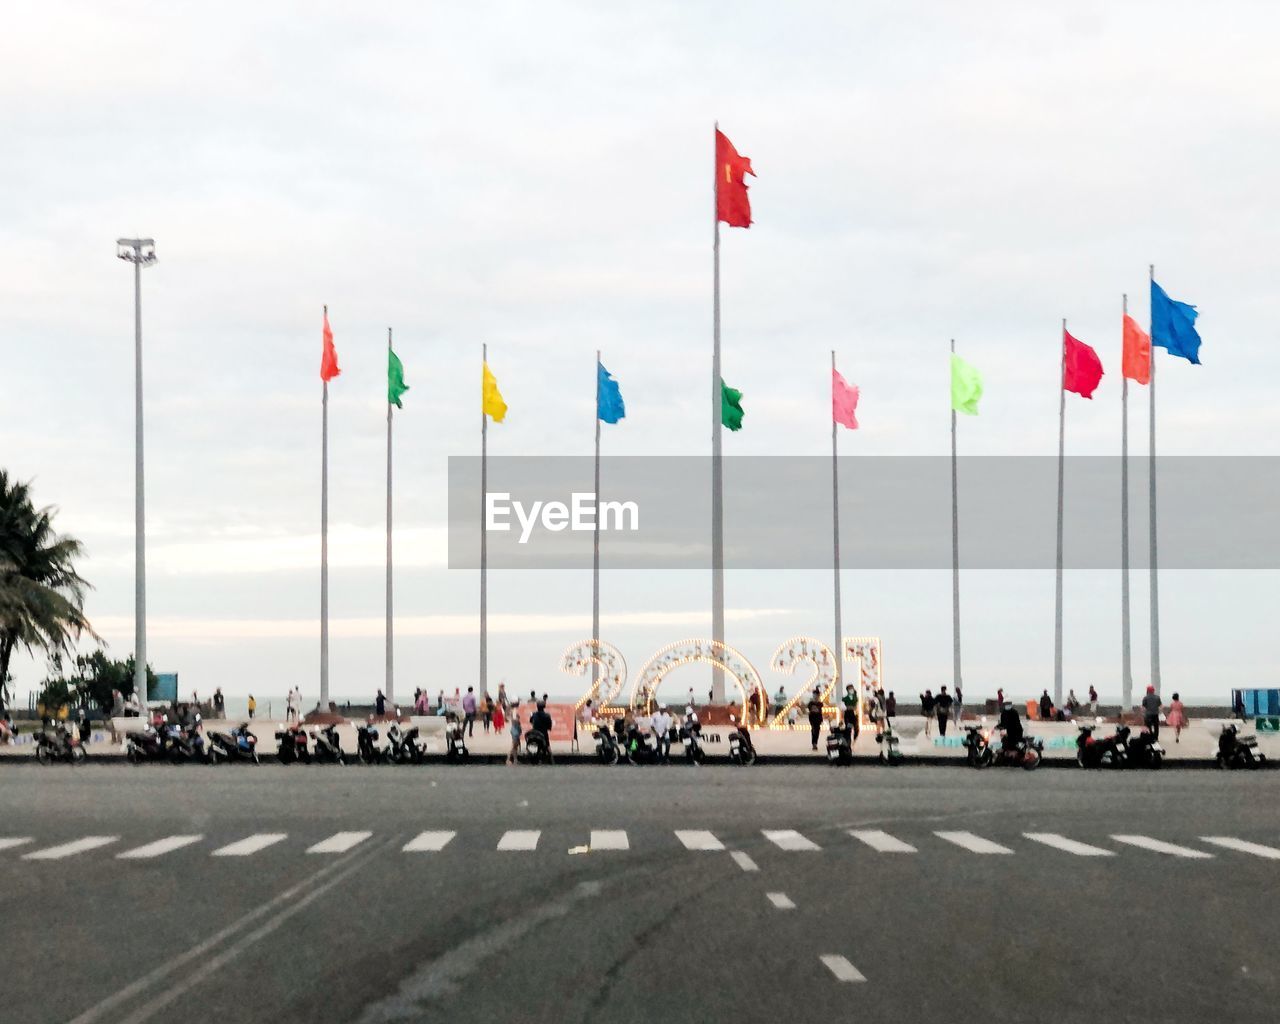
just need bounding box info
[3,764,1278,1024]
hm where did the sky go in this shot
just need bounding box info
[3,0,1279,709]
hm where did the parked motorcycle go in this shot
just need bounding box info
[444,716,469,762]
[1217,723,1265,769]
[876,721,903,765]
[357,723,389,765]
[310,724,345,765]
[1076,723,1128,769]
[826,723,853,766]
[34,722,87,765]
[964,726,1043,770]
[623,726,660,765]
[1125,728,1165,769]
[208,724,259,764]
[727,716,757,766]
[525,729,553,764]
[594,724,621,766]
[166,717,211,764]
[275,723,311,764]
[680,722,706,765]
[387,723,423,765]
[125,726,168,764]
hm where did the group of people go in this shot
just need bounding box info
[919,686,960,737]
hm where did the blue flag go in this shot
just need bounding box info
[597,361,626,424]
[1151,279,1202,365]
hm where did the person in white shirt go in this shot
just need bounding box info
[650,704,673,761]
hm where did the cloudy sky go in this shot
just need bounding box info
[4,0,1278,710]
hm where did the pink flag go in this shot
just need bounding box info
[832,368,859,429]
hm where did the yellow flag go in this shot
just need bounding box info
[482,362,507,422]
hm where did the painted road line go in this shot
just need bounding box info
[934,831,1014,855]
[211,833,288,857]
[0,837,34,853]
[730,851,759,872]
[763,829,821,851]
[307,831,373,855]
[848,829,917,853]
[23,836,119,861]
[403,831,456,853]
[1199,836,1280,860]
[1023,833,1115,857]
[496,830,541,851]
[819,955,866,983]
[766,892,796,910]
[118,835,204,860]
[675,830,724,851]
[1111,835,1214,859]
[589,830,629,851]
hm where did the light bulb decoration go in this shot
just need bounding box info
[630,639,767,724]
[562,639,628,715]
[767,637,840,730]
[843,636,884,729]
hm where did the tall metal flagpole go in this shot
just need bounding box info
[710,122,726,704]
[1054,319,1067,706]
[950,339,962,696]
[320,305,330,707]
[1148,265,1161,695]
[831,351,843,697]
[592,351,602,695]
[1121,295,1133,711]
[480,343,489,695]
[386,327,394,706]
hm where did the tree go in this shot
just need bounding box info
[45,649,156,712]
[0,470,97,706]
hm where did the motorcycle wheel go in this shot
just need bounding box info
[972,751,991,769]
[71,745,87,765]
[1075,750,1088,769]
[127,746,141,765]
[599,747,619,767]
[1148,751,1163,769]
[737,748,757,767]
[693,748,706,765]
[1022,748,1042,770]
[35,745,50,765]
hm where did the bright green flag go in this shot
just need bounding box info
[950,353,982,416]
[388,348,409,408]
[721,379,745,431]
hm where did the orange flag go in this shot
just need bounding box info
[1122,314,1150,385]
[320,309,341,382]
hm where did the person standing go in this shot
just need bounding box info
[953,685,963,724]
[375,689,387,717]
[497,682,508,712]
[920,689,935,737]
[1039,690,1053,722]
[651,704,672,762]
[506,702,522,766]
[886,691,897,719]
[493,697,506,733]
[1167,692,1187,743]
[841,684,860,742]
[213,687,225,719]
[481,693,493,733]
[1141,685,1162,739]
[247,694,256,719]
[806,688,824,751]
[462,687,478,737]
[934,686,954,737]
[1088,685,1098,716]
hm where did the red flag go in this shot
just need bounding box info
[1122,313,1150,385]
[320,309,341,382]
[1063,328,1103,399]
[715,128,754,228]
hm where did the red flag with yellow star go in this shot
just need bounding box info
[715,129,754,228]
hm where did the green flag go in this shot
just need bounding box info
[388,348,409,408]
[950,353,982,416]
[721,378,744,431]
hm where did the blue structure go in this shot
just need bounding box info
[1232,688,1280,717]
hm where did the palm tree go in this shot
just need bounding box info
[0,470,96,706]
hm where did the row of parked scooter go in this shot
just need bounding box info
[1075,721,1265,769]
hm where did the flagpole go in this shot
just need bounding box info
[1054,319,1066,707]
[831,351,843,698]
[385,327,394,706]
[1121,295,1133,712]
[1148,264,1161,696]
[950,338,962,697]
[592,350,602,696]
[320,305,330,708]
[710,121,726,705]
[480,343,489,695]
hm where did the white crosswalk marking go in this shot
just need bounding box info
[403,831,456,852]
[848,829,916,853]
[23,836,118,861]
[307,831,372,855]
[1199,837,1280,860]
[675,830,724,851]
[766,892,796,910]
[497,830,540,851]
[211,833,288,857]
[763,829,820,851]
[935,831,1013,855]
[1023,833,1115,857]
[1112,835,1214,859]
[117,835,204,860]
[820,954,866,983]
[590,830,629,850]
[730,851,759,872]
[0,837,34,853]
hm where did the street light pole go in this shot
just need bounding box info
[116,238,156,708]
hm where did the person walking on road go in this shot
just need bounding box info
[462,687,478,737]
[934,686,954,737]
[1142,685,1163,739]
[1167,692,1187,743]
[920,689,935,737]
[806,688,825,750]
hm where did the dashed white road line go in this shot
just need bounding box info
[1023,833,1115,857]
[589,830,629,851]
[211,833,288,857]
[496,830,540,851]
[0,837,34,852]
[730,851,759,872]
[24,836,119,861]
[1111,835,1214,859]
[934,831,1013,855]
[1199,837,1280,860]
[820,954,866,983]
[763,829,820,851]
[118,835,204,860]
[403,831,456,852]
[766,892,796,910]
[848,829,916,853]
[675,830,724,851]
[307,831,373,855]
